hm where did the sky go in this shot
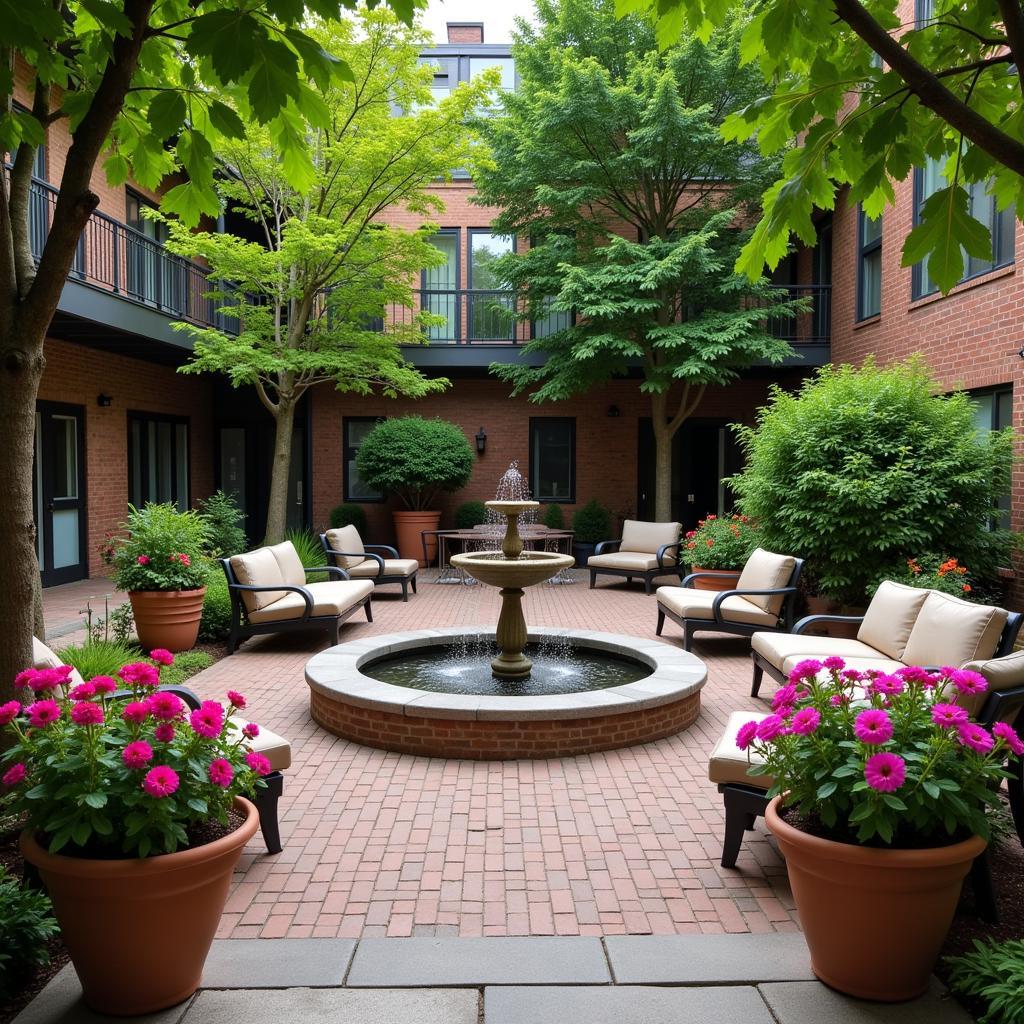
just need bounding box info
[419,0,538,45]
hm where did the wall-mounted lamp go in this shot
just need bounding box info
[606,405,621,418]
[475,427,487,454]
[97,393,113,408]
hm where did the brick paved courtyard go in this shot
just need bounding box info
[45,573,797,940]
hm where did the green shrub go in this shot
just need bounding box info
[455,501,488,529]
[107,503,209,592]
[160,650,214,687]
[730,360,1014,604]
[286,527,329,582]
[197,490,247,557]
[869,554,993,603]
[85,596,135,646]
[355,417,474,510]
[542,504,565,529]
[329,503,368,534]
[58,639,140,679]
[946,939,1024,1024]
[199,571,233,642]
[0,866,59,999]
[684,514,756,569]
[572,499,612,544]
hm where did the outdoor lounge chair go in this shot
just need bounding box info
[655,548,804,652]
[321,526,419,601]
[588,519,684,594]
[221,541,373,654]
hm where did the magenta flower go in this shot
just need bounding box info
[830,693,850,707]
[871,674,905,697]
[788,660,823,682]
[246,752,272,776]
[735,720,760,750]
[142,765,179,798]
[993,722,1024,757]
[227,690,247,710]
[122,741,154,769]
[13,669,36,690]
[26,699,61,729]
[208,758,234,788]
[950,670,988,697]
[70,701,104,726]
[242,722,260,739]
[864,752,906,792]
[137,555,150,565]
[840,669,864,683]
[90,676,118,695]
[146,691,184,722]
[121,701,149,725]
[0,700,21,726]
[149,648,174,666]
[154,722,176,743]
[2,763,27,787]
[756,714,787,741]
[854,709,893,745]
[790,707,821,735]
[931,703,969,729]
[822,656,846,671]
[773,704,795,720]
[771,685,797,712]
[897,665,932,685]
[957,722,995,754]
[190,701,224,739]
[118,662,159,688]
[69,682,96,701]
[29,668,67,693]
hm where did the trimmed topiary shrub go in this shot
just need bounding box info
[329,503,368,534]
[731,359,1014,605]
[198,571,232,642]
[455,501,488,529]
[572,499,612,543]
[355,417,474,510]
[542,504,565,529]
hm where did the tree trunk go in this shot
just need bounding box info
[652,422,674,523]
[263,399,296,546]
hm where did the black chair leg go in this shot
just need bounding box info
[644,576,653,595]
[254,772,284,854]
[1007,759,1024,845]
[401,580,409,602]
[683,621,697,652]
[365,600,373,622]
[656,609,665,636]
[589,570,596,589]
[970,851,998,923]
[751,660,764,698]
[330,620,340,646]
[721,786,767,869]
[411,575,418,595]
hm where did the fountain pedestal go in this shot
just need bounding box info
[493,586,531,678]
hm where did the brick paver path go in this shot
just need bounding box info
[45,572,797,939]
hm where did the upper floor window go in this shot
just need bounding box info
[469,230,514,340]
[422,229,460,342]
[857,206,882,320]
[468,57,515,92]
[915,0,934,26]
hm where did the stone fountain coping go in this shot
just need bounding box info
[304,627,707,722]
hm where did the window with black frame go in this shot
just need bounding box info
[529,418,575,502]
[971,387,1013,530]
[126,189,184,311]
[857,206,882,320]
[128,413,190,511]
[469,230,515,340]
[343,417,384,501]
[422,230,459,341]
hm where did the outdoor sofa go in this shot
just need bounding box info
[321,525,419,601]
[588,519,684,594]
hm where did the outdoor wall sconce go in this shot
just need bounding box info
[97,393,113,407]
[607,405,621,418]
[475,427,487,454]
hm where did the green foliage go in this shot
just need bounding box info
[85,597,135,647]
[542,504,565,529]
[870,555,982,603]
[572,500,613,544]
[454,501,488,529]
[621,0,1024,293]
[0,866,58,998]
[356,417,475,511]
[329,503,368,534]
[159,651,214,688]
[197,490,248,557]
[731,360,1014,605]
[946,939,1024,1024]
[199,573,233,643]
[57,639,141,680]
[108,503,209,593]
[684,513,758,569]
[285,528,331,583]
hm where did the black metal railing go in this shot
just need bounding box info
[764,282,832,345]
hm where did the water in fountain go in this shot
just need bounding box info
[483,461,537,537]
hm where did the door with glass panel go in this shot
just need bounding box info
[422,231,460,341]
[34,402,87,586]
[469,231,514,340]
[126,190,183,312]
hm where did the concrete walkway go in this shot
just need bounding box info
[14,936,973,1023]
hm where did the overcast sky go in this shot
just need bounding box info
[419,0,538,45]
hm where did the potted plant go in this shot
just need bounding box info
[0,653,273,1014]
[737,657,1023,1001]
[684,514,759,590]
[355,417,474,561]
[107,503,209,652]
[571,499,612,566]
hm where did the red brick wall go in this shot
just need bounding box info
[446,24,484,44]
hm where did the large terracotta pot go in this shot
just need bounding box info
[689,567,741,592]
[765,797,985,1001]
[393,510,441,563]
[21,796,258,1015]
[129,587,206,653]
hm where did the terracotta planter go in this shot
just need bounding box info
[765,797,985,1001]
[393,510,441,563]
[21,796,258,1015]
[129,587,206,653]
[689,567,741,592]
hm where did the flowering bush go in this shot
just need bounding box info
[873,554,978,600]
[105,502,209,592]
[0,653,270,858]
[738,658,1023,846]
[684,514,759,569]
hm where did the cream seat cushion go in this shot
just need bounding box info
[229,542,307,613]
[751,631,891,673]
[657,586,778,627]
[227,715,292,772]
[901,591,1008,668]
[735,549,796,615]
[247,579,373,624]
[857,581,931,661]
[324,526,366,570]
[33,636,85,689]
[708,711,773,789]
[951,649,1024,720]
[620,520,680,564]
[347,558,419,579]
[590,551,675,573]
[780,654,905,678]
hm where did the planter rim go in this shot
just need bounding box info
[765,796,986,867]
[690,565,742,573]
[392,510,440,518]
[128,586,207,596]
[20,796,258,878]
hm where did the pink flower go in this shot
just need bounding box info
[897,665,932,685]
[771,685,797,712]
[13,669,35,690]
[788,660,823,682]
[146,691,184,721]
[773,704,795,720]
[190,701,224,739]
[154,722,176,743]
[122,740,154,769]
[822,656,846,671]
[735,720,760,750]
[871,674,905,697]
[2,763,27,787]
[242,722,260,739]
[957,722,995,754]
[142,765,179,798]
[26,668,66,693]
[177,553,191,567]
[931,703,969,729]
[208,758,234,788]
[226,690,247,710]
[90,676,118,695]
[830,693,850,706]
[118,662,160,688]
[69,682,96,700]
[26,699,61,729]
[993,722,1024,757]
[149,648,174,666]
[756,714,787,741]
[0,700,21,726]
[790,707,821,735]
[70,701,104,726]
[864,752,906,792]
[122,701,149,725]
[950,670,988,697]
[137,555,150,565]
[246,752,272,776]
[840,669,864,683]
[854,709,893,745]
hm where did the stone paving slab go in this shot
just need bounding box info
[758,980,975,1023]
[200,938,356,988]
[606,932,816,984]
[347,936,610,987]
[484,984,775,1024]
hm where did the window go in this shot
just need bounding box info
[128,413,189,511]
[126,189,185,310]
[344,418,384,501]
[422,230,459,341]
[468,57,515,92]
[915,0,934,26]
[469,230,514,340]
[971,387,1012,529]
[529,418,575,502]
[532,298,572,338]
[857,206,882,320]
[416,57,457,108]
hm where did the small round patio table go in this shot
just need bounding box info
[422,527,576,584]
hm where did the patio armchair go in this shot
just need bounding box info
[588,519,684,595]
[221,540,373,654]
[321,526,419,601]
[656,548,804,652]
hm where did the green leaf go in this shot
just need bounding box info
[187,11,269,85]
[103,151,130,187]
[208,100,245,140]
[148,91,187,141]
[247,40,301,123]
[76,0,132,36]
[283,28,353,89]
[816,780,838,799]
[83,792,107,809]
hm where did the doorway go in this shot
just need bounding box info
[35,401,87,586]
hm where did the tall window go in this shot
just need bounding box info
[417,57,456,107]
[422,230,459,341]
[857,206,882,320]
[971,387,1013,529]
[468,57,516,92]
[343,418,383,501]
[529,418,575,502]
[915,0,934,26]
[126,189,184,310]
[469,230,514,340]
[128,413,189,511]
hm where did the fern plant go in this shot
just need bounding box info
[946,939,1024,1024]
[0,866,59,998]
[285,528,329,583]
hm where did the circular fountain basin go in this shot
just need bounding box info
[450,550,575,589]
[305,627,707,759]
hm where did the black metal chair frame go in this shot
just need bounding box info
[656,559,805,652]
[588,538,684,595]
[319,534,418,602]
[220,558,372,655]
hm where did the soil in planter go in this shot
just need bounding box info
[779,804,974,851]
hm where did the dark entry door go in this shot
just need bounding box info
[35,401,87,586]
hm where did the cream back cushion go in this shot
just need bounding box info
[325,526,366,570]
[901,591,1008,668]
[736,548,796,615]
[230,546,288,613]
[269,541,306,587]
[955,650,1024,720]
[621,520,680,561]
[857,581,931,661]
